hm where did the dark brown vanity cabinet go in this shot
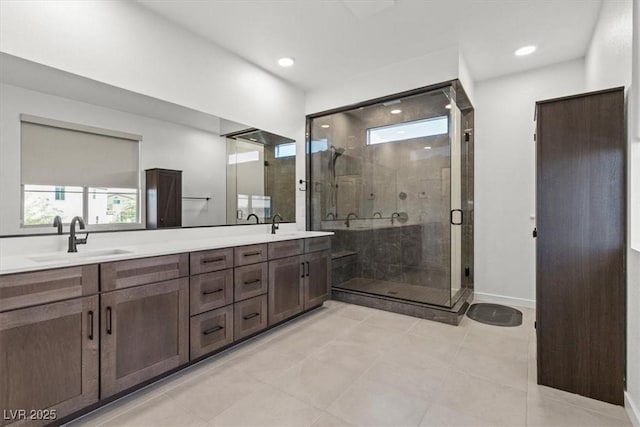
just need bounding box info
[268,237,331,326]
[100,251,190,398]
[304,249,331,309]
[268,254,305,326]
[100,277,189,398]
[145,168,182,229]
[0,235,332,424]
[189,248,238,360]
[0,267,99,426]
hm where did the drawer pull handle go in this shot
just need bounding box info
[243,251,262,257]
[243,312,260,320]
[301,262,305,278]
[202,288,224,295]
[106,307,113,335]
[203,256,225,264]
[243,279,261,285]
[88,310,94,340]
[203,325,224,335]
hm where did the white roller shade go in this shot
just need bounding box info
[21,115,140,188]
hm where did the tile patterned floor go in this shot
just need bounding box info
[67,301,632,427]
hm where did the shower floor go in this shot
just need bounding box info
[335,277,462,307]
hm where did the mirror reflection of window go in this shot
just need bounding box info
[20,115,141,230]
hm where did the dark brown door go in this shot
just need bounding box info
[158,170,182,227]
[536,87,625,405]
[101,278,188,398]
[304,250,331,309]
[0,296,99,426]
[268,255,304,325]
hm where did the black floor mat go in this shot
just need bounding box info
[466,303,523,327]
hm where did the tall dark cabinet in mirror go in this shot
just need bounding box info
[145,168,182,229]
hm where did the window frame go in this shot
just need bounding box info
[365,115,449,146]
[20,184,142,230]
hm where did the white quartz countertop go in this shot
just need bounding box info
[0,231,333,275]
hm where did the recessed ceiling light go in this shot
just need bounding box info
[249,138,257,142]
[515,45,536,56]
[321,124,330,128]
[445,104,452,109]
[278,57,295,67]
[424,146,432,150]
[390,109,402,114]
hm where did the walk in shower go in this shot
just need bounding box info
[307,81,474,320]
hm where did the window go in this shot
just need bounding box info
[236,194,272,221]
[366,116,448,145]
[23,185,83,226]
[310,139,328,153]
[228,151,260,164]
[20,115,141,228]
[275,142,296,158]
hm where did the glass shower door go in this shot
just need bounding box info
[449,95,463,306]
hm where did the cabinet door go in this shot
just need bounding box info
[158,170,182,228]
[304,250,331,309]
[0,296,98,426]
[268,255,304,326]
[101,278,188,398]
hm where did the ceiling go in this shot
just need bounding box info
[136,0,602,91]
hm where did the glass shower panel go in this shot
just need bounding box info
[310,87,457,307]
[449,94,463,305]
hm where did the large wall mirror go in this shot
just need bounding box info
[0,53,297,236]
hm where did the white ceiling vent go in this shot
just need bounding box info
[341,0,397,19]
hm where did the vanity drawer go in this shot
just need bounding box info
[268,239,304,260]
[190,248,234,275]
[234,262,268,302]
[304,237,331,253]
[190,269,234,315]
[101,254,188,291]
[234,244,268,266]
[190,305,234,359]
[0,265,98,312]
[234,294,267,340]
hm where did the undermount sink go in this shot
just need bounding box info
[30,249,132,263]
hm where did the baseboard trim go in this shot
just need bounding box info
[626,392,640,427]
[473,291,535,309]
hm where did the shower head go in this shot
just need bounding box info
[330,145,345,156]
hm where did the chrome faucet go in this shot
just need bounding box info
[372,212,382,219]
[345,212,358,228]
[271,213,283,234]
[68,216,89,253]
[325,212,336,220]
[391,212,401,225]
[52,215,63,235]
[247,213,260,224]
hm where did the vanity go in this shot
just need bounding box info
[0,231,331,426]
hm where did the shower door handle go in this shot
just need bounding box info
[450,209,463,225]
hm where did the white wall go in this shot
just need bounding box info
[0,83,227,234]
[473,59,586,307]
[586,0,634,91]
[305,46,462,114]
[0,0,304,140]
